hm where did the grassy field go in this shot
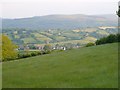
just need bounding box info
[0,63,2,90]
[2,43,118,88]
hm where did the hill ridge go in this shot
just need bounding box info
[2,14,117,29]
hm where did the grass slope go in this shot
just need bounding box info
[2,43,118,88]
[0,63,2,89]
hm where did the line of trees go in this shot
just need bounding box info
[95,34,120,45]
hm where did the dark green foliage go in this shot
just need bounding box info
[18,53,31,58]
[31,52,38,56]
[86,42,95,47]
[96,37,107,45]
[116,33,120,42]
[43,50,51,54]
[17,50,53,60]
[28,45,37,49]
[96,34,120,45]
[18,51,41,59]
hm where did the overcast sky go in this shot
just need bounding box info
[0,0,119,19]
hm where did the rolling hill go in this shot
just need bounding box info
[2,14,117,29]
[2,26,118,45]
[2,43,118,88]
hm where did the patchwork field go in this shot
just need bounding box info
[2,27,118,45]
[2,43,118,88]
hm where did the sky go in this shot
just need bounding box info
[0,0,119,19]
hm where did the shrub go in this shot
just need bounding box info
[31,52,37,56]
[18,51,42,59]
[43,50,51,54]
[19,53,31,58]
[86,42,95,47]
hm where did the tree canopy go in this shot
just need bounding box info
[95,34,120,45]
[2,35,18,61]
[43,44,52,54]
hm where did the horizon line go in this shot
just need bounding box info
[1,13,116,19]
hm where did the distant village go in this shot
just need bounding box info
[18,43,81,51]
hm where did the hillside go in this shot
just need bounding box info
[2,43,118,88]
[2,14,117,29]
[2,26,118,45]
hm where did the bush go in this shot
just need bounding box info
[18,50,52,59]
[31,52,37,56]
[18,53,31,58]
[43,50,51,54]
[18,51,41,59]
[86,42,95,47]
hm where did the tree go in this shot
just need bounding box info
[95,34,120,45]
[43,44,52,53]
[2,35,18,61]
[106,34,117,43]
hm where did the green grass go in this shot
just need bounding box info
[84,36,97,42]
[97,30,109,35]
[22,38,37,43]
[0,63,2,89]
[54,36,66,41]
[2,43,118,88]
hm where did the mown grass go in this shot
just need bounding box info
[2,43,118,88]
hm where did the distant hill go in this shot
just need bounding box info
[2,14,117,30]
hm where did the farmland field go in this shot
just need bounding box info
[2,43,118,88]
[2,27,118,45]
